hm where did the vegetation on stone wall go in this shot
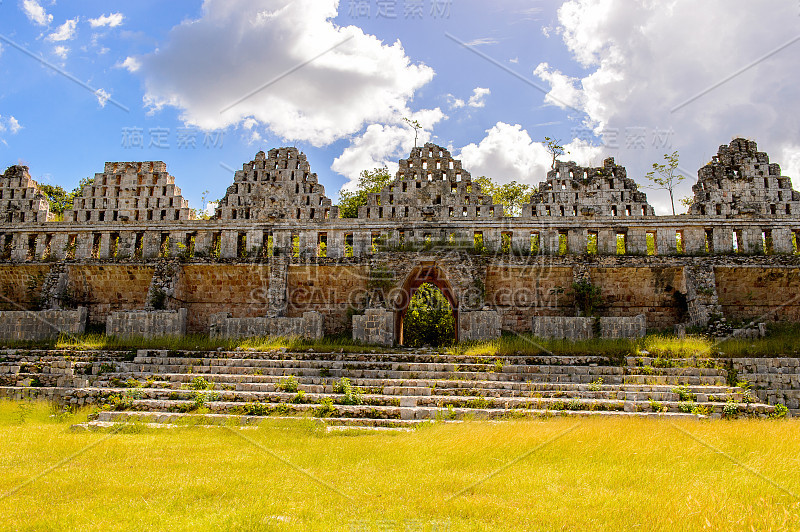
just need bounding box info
[474,177,533,217]
[570,279,604,316]
[337,167,393,218]
[39,177,95,218]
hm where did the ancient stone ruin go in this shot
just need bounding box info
[0,138,799,347]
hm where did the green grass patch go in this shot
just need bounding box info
[0,400,798,530]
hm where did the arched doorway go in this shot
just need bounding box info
[394,263,459,345]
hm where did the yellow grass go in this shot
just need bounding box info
[0,401,799,531]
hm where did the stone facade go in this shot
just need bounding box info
[352,309,395,346]
[525,158,655,218]
[0,307,86,341]
[458,310,502,341]
[64,161,194,224]
[3,138,800,343]
[209,311,323,339]
[690,138,800,218]
[0,165,52,224]
[362,143,503,221]
[106,309,187,339]
[532,316,593,340]
[599,315,646,339]
[217,147,334,222]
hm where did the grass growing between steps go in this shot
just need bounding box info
[1,400,799,531]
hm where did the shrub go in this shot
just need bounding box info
[276,376,300,393]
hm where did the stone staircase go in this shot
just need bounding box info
[0,349,782,429]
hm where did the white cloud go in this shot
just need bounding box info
[331,108,444,189]
[116,56,141,72]
[138,0,435,147]
[458,122,601,184]
[89,13,124,28]
[21,0,52,27]
[467,87,490,108]
[535,0,800,213]
[95,88,110,108]
[52,45,69,59]
[509,57,519,64]
[447,87,490,110]
[464,37,498,47]
[47,18,78,42]
[7,117,21,134]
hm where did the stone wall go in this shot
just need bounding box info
[209,311,322,340]
[485,265,575,330]
[106,309,187,339]
[352,309,395,346]
[0,264,51,310]
[0,307,86,341]
[715,266,800,322]
[532,315,646,340]
[734,358,800,411]
[172,264,272,333]
[65,265,154,325]
[459,310,501,341]
[532,316,593,340]
[599,315,646,339]
[590,266,686,329]
[286,264,369,333]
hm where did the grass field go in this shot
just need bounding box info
[1,401,799,531]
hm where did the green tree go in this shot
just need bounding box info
[474,177,533,217]
[403,117,422,148]
[39,177,94,217]
[645,151,684,215]
[678,196,694,213]
[403,283,455,348]
[337,167,394,219]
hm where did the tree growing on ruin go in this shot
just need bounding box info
[403,283,455,347]
[645,151,684,215]
[39,177,95,218]
[474,177,533,216]
[542,137,566,170]
[337,167,394,218]
[403,117,423,148]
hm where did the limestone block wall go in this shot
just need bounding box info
[485,265,575,331]
[532,316,593,340]
[106,309,187,339]
[0,165,52,223]
[286,264,369,333]
[172,264,272,333]
[0,307,86,341]
[459,310,501,341]
[590,266,686,329]
[0,264,51,310]
[599,315,646,339]
[734,358,800,412]
[352,309,395,346]
[65,265,154,325]
[714,267,800,322]
[209,311,322,339]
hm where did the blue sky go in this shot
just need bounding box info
[2,0,799,215]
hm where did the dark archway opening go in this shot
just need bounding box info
[396,264,459,346]
[402,283,456,347]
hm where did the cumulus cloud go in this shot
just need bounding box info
[0,116,23,144]
[331,108,445,188]
[138,0,436,147]
[52,45,69,59]
[458,122,602,184]
[89,13,124,28]
[447,87,490,110]
[116,56,141,72]
[535,0,800,213]
[47,18,78,42]
[21,0,52,26]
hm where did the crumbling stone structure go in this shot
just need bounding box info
[362,144,502,221]
[2,138,800,345]
[690,138,800,217]
[0,165,52,224]
[525,157,655,218]
[217,147,334,222]
[64,161,194,224]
